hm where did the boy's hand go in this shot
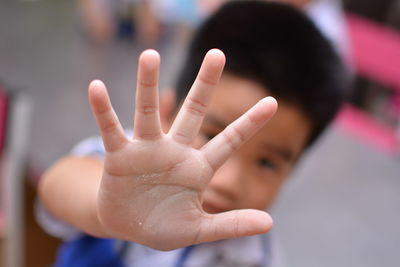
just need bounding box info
[89,49,277,250]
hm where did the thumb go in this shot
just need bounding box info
[195,209,273,244]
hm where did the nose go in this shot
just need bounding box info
[208,156,244,201]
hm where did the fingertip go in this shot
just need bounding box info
[139,49,161,68]
[88,80,107,97]
[260,211,274,233]
[261,96,278,115]
[241,210,273,235]
[142,48,160,58]
[206,48,226,65]
[90,79,105,88]
[263,96,278,107]
[89,79,103,93]
[88,80,110,113]
[207,48,225,57]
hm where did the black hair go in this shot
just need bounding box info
[175,0,348,147]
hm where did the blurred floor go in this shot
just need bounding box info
[0,1,399,267]
[271,128,400,267]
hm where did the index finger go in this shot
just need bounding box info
[201,97,278,171]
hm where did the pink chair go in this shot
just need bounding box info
[0,88,8,237]
[335,13,400,155]
[0,86,32,267]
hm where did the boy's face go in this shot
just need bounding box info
[165,73,312,213]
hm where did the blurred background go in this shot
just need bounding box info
[0,0,399,266]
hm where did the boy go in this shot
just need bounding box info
[38,1,346,266]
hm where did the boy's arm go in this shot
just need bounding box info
[39,156,108,238]
[39,49,277,250]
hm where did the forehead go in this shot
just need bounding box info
[208,73,312,160]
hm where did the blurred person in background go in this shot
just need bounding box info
[76,0,125,44]
[76,0,226,45]
[38,1,347,266]
[77,0,350,62]
[77,0,154,45]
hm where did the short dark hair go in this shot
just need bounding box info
[175,0,348,147]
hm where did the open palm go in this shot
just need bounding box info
[89,49,277,250]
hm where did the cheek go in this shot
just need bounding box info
[244,170,288,210]
[246,184,275,210]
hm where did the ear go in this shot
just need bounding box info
[159,89,176,132]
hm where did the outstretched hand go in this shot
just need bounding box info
[88,49,277,250]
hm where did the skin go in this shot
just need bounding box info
[196,74,312,214]
[39,49,311,251]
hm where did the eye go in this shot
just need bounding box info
[257,158,277,171]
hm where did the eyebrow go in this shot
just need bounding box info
[264,144,293,163]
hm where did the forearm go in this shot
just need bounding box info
[38,156,110,238]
